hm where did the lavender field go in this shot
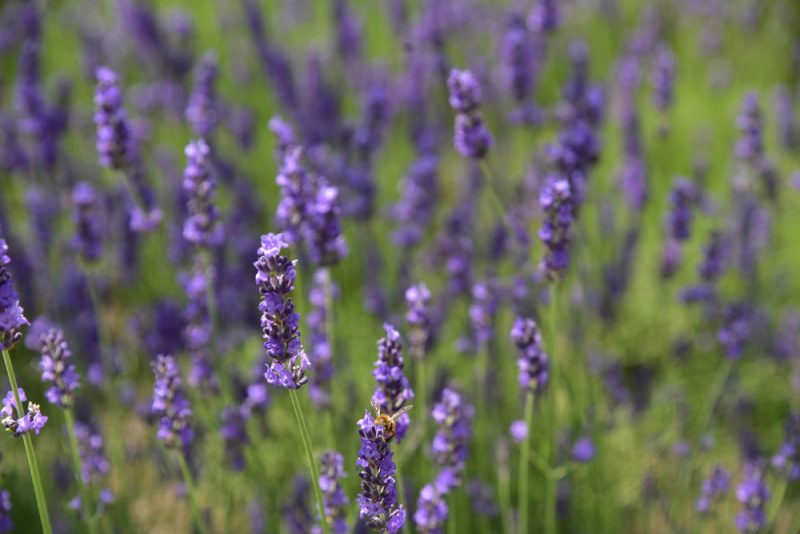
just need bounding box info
[0,0,799,532]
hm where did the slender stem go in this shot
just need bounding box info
[176,451,209,534]
[414,356,427,438]
[497,445,513,534]
[289,389,330,534]
[767,477,787,528]
[518,391,534,534]
[64,409,98,534]
[478,161,510,226]
[543,285,560,534]
[447,491,457,534]
[86,272,111,378]
[2,349,53,534]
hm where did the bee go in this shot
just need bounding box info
[370,400,413,443]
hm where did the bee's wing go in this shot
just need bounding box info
[370,398,382,417]
[390,405,413,420]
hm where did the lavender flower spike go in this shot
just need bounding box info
[318,451,348,533]
[511,317,549,394]
[151,354,193,448]
[414,484,447,534]
[447,69,492,159]
[0,489,11,533]
[38,329,80,407]
[254,233,310,389]
[0,239,28,350]
[94,66,135,169]
[371,324,414,442]
[431,388,474,492]
[735,463,769,532]
[356,410,406,533]
[186,52,219,139]
[2,389,48,437]
[72,182,104,264]
[183,139,223,247]
[538,175,574,280]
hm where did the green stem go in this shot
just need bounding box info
[2,349,53,534]
[478,161,509,226]
[176,451,209,534]
[496,445,513,534]
[289,389,330,534]
[86,273,110,378]
[518,391,534,534]
[543,285,560,534]
[767,476,787,528]
[65,409,98,534]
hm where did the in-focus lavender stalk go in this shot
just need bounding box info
[447,69,492,159]
[0,240,29,350]
[1,389,48,437]
[186,52,220,139]
[371,324,414,442]
[318,451,348,533]
[356,410,406,533]
[254,233,310,389]
[696,465,731,513]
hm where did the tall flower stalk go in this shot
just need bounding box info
[0,239,51,534]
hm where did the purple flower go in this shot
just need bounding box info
[268,116,296,158]
[73,421,111,487]
[356,411,406,533]
[94,66,135,169]
[414,484,447,534]
[186,52,219,138]
[736,92,763,163]
[38,328,80,407]
[371,324,414,442]
[511,317,549,394]
[72,182,104,263]
[696,465,730,513]
[509,420,528,443]
[182,139,223,247]
[469,278,501,347]
[303,182,348,267]
[405,283,432,361]
[1,388,48,437]
[719,302,751,359]
[502,13,535,105]
[447,69,492,159]
[220,406,248,471]
[735,463,769,532]
[254,233,310,389]
[0,489,11,533]
[0,240,28,350]
[571,437,596,463]
[528,0,559,34]
[651,45,676,112]
[275,147,313,245]
[772,413,800,480]
[538,175,574,280]
[392,156,439,249]
[150,354,193,448]
[699,230,726,282]
[319,451,348,533]
[307,269,336,408]
[180,258,216,390]
[431,388,474,492]
[667,178,695,241]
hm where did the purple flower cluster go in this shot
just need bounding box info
[254,233,310,389]
[94,66,135,169]
[371,324,414,442]
[0,490,10,533]
[182,139,223,247]
[447,69,492,159]
[735,92,763,164]
[274,146,312,245]
[718,302,751,358]
[150,354,193,448]
[502,13,536,115]
[307,269,336,408]
[392,156,439,249]
[651,45,676,112]
[735,463,769,532]
[318,451,348,533]
[405,283,432,361]
[0,239,28,350]
[696,465,730,513]
[72,182,103,264]
[430,388,474,492]
[303,181,348,267]
[667,178,695,241]
[356,411,406,533]
[511,317,549,394]
[772,413,800,480]
[414,484,447,534]
[528,0,559,34]
[180,259,215,390]
[1,389,48,437]
[185,52,219,138]
[469,278,501,346]
[38,328,80,407]
[538,176,573,280]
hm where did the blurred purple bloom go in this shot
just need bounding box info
[696,465,730,513]
[414,484,447,534]
[511,317,549,394]
[392,156,439,249]
[667,178,695,241]
[431,388,474,492]
[94,66,136,169]
[150,354,193,448]
[405,283,432,361]
[303,182,348,267]
[772,413,800,480]
[72,182,104,264]
[735,463,769,532]
[719,302,751,359]
[38,328,80,407]
[307,269,336,408]
[319,451,348,533]
[0,489,11,533]
[651,45,676,112]
[183,139,223,247]
[0,239,28,350]
[509,420,528,443]
[572,437,596,463]
[180,258,216,390]
[447,69,492,159]
[735,92,763,163]
[538,175,573,280]
[186,52,219,138]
